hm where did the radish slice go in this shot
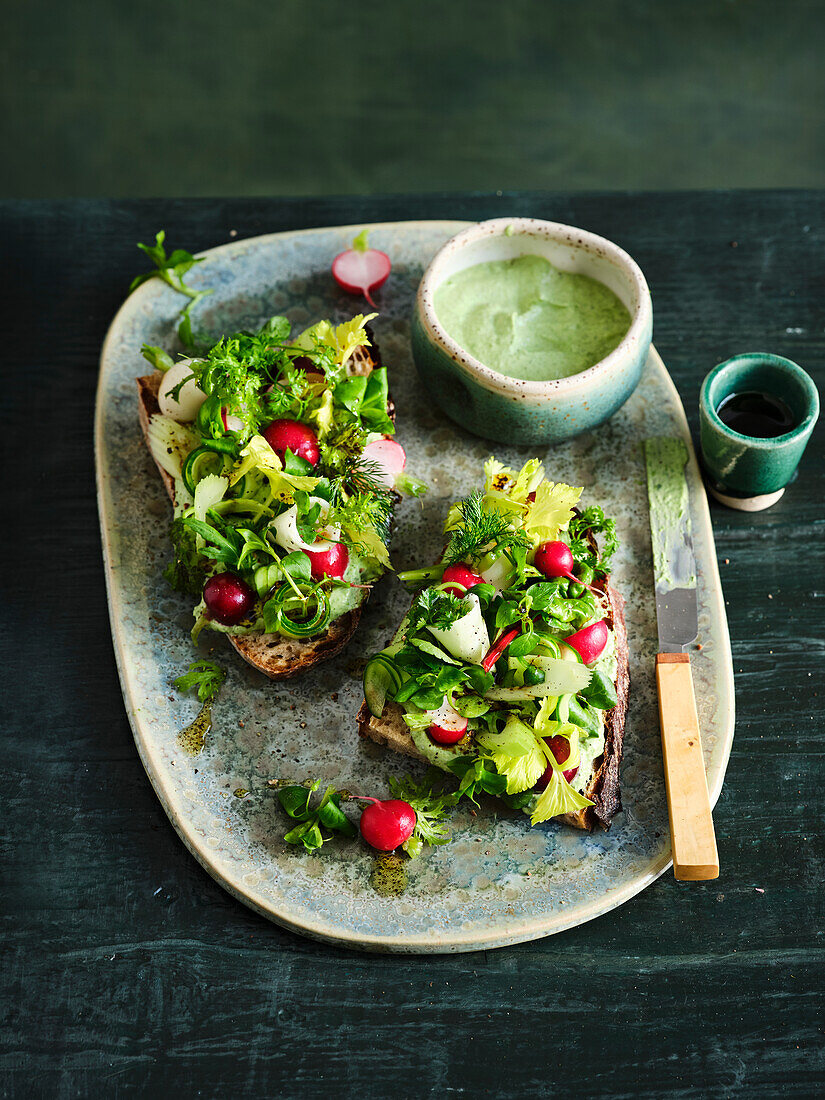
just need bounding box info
[269,496,341,554]
[362,437,406,489]
[331,230,391,308]
[427,699,468,745]
[221,407,245,433]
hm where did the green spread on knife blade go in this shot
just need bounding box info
[643,436,696,591]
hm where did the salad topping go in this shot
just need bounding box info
[145,313,425,642]
[366,458,619,825]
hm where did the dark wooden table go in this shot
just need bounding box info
[2,193,823,1098]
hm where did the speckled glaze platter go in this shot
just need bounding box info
[96,221,734,953]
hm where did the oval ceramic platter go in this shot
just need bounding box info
[96,221,734,953]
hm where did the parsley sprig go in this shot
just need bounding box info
[567,506,619,576]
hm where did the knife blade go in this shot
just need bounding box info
[643,435,718,881]
[643,436,699,653]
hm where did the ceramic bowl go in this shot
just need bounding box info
[411,217,653,444]
[699,352,820,511]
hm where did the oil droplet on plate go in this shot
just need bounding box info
[177,703,212,755]
[370,853,407,897]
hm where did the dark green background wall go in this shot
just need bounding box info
[3,0,824,198]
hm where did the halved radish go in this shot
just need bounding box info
[332,230,391,307]
[157,359,207,422]
[564,620,609,665]
[305,542,349,580]
[441,563,484,595]
[363,437,406,490]
[426,699,468,745]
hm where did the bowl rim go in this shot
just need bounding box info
[700,352,821,449]
[415,216,653,396]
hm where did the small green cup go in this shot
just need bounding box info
[699,353,819,511]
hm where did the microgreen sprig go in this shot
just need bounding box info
[130,230,213,347]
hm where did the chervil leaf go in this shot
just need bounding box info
[388,773,454,858]
[567,505,619,576]
[173,659,226,704]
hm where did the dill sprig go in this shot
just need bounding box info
[443,491,530,566]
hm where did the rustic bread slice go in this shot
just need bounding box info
[357,577,629,832]
[137,329,389,681]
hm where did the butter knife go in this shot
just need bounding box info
[644,437,719,881]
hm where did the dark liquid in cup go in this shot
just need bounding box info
[716,390,797,438]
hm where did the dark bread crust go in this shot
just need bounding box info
[357,538,629,832]
[137,328,389,681]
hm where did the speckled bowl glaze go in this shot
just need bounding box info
[411,217,653,445]
[96,221,733,953]
[699,352,820,511]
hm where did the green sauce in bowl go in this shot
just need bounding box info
[433,254,631,381]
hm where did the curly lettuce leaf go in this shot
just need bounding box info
[230,435,319,502]
[476,715,547,795]
[525,481,583,543]
[295,313,378,368]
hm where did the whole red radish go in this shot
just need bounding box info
[534,540,597,592]
[535,734,579,789]
[262,419,320,467]
[332,230,391,307]
[358,797,416,851]
[305,541,349,580]
[564,620,609,665]
[441,562,485,595]
[203,573,255,625]
[362,437,406,490]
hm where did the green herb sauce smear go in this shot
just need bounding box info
[643,437,695,591]
[434,254,631,381]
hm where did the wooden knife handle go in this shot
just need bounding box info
[655,653,719,880]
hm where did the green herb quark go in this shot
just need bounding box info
[433,255,631,381]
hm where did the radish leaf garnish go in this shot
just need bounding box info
[276,780,357,851]
[388,774,454,858]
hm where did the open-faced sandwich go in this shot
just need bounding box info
[137,312,423,679]
[358,458,628,831]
